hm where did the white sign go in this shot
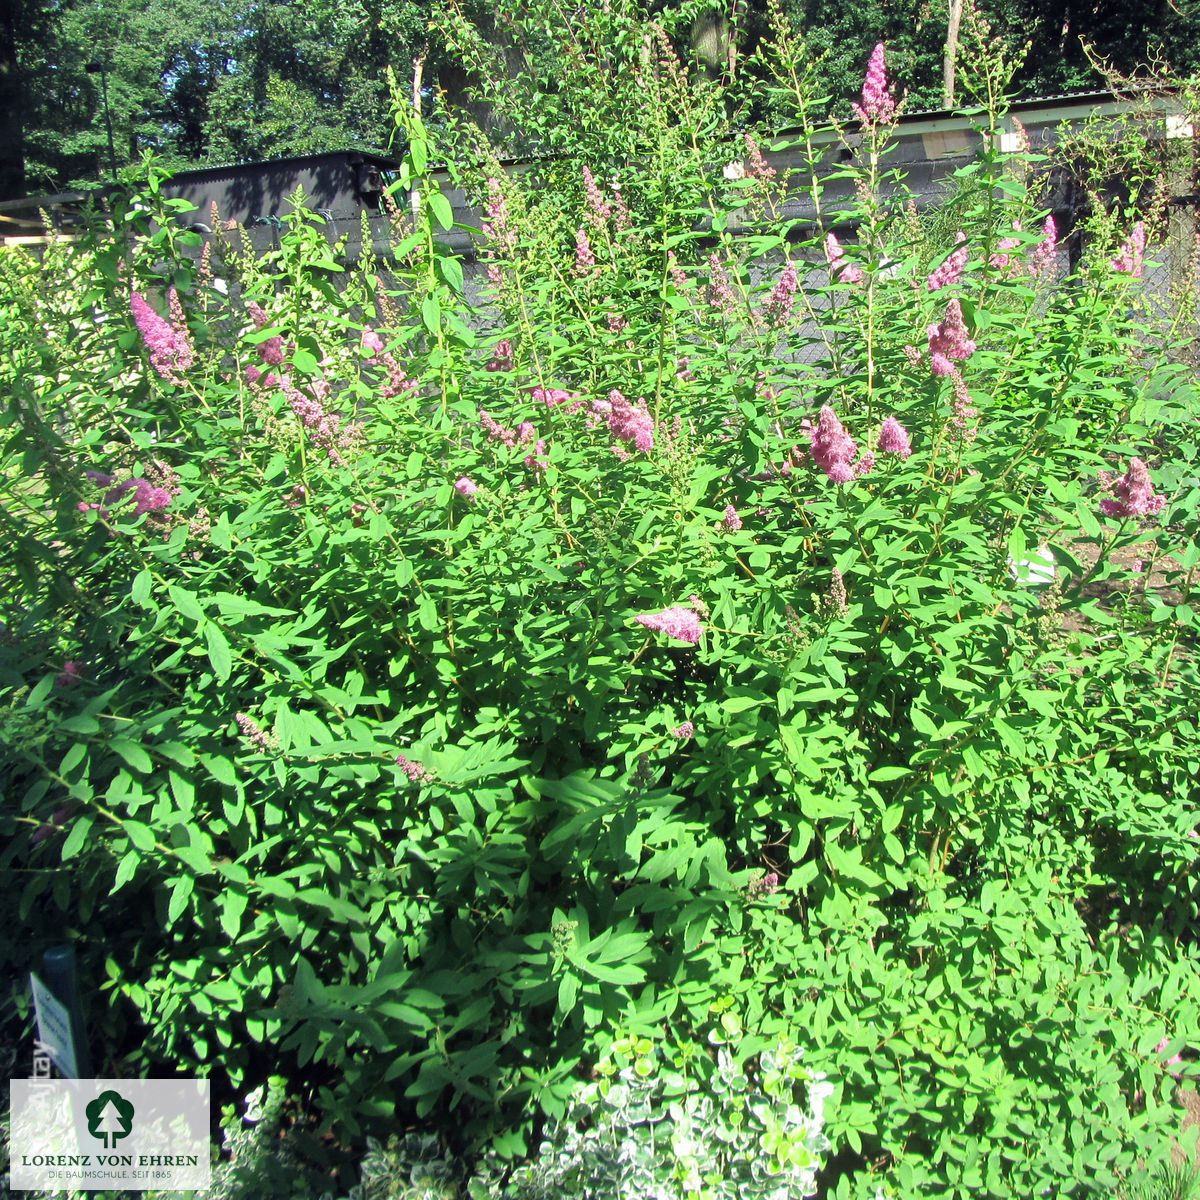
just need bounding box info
[9,1079,211,1191]
[29,973,79,1078]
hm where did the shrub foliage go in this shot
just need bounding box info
[3,7,1199,1197]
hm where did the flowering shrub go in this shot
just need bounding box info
[3,6,1200,1199]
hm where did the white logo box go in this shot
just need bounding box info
[9,1079,210,1191]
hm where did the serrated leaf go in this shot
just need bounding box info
[256,875,297,899]
[110,738,153,774]
[124,821,155,851]
[168,586,205,623]
[202,754,237,787]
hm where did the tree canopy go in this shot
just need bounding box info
[5,0,1200,199]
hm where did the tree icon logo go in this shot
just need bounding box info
[85,1090,135,1148]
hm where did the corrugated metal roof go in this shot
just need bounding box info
[902,86,1169,119]
[166,149,399,182]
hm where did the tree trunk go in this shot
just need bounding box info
[943,0,964,108]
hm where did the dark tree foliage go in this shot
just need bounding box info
[5,0,1200,199]
[789,0,1200,116]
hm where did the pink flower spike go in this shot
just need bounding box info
[927,298,976,376]
[454,476,479,497]
[744,134,776,182]
[486,339,514,371]
[927,232,968,292]
[706,254,737,315]
[722,504,743,532]
[131,291,193,384]
[852,43,896,125]
[810,405,859,483]
[634,605,703,644]
[1112,221,1147,277]
[749,870,780,895]
[605,389,655,454]
[582,165,612,223]
[671,721,695,740]
[878,416,913,458]
[825,232,864,284]
[1032,215,1058,276]
[56,661,83,686]
[990,234,1021,270]
[362,329,385,356]
[1098,458,1166,519]
[764,264,798,326]
[524,439,549,472]
[395,753,435,785]
[236,712,275,753]
[573,228,596,276]
[103,477,172,518]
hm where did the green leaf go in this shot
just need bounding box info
[113,849,140,892]
[557,972,580,1016]
[421,294,441,333]
[26,676,55,709]
[124,821,155,851]
[202,754,237,787]
[110,739,153,774]
[295,888,368,924]
[168,586,205,623]
[428,191,454,232]
[205,623,233,683]
[571,956,646,985]
[168,873,194,923]
[131,568,152,607]
[437,255,465,298]
[220,890,248,940]
[60,743,87,777]
[409,137,428,174]
[256,875,297,900]
[61,815,93,860]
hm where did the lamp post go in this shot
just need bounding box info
[84,60,118,177]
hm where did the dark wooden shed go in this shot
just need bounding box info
[161,150,399,238]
